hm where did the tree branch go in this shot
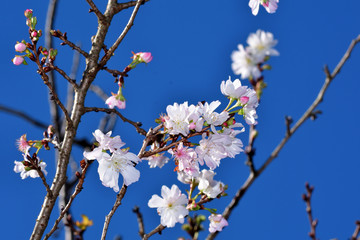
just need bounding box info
[99,0,145,66]
[133,206,145,238]
[86,0,106,23]
[44,161,91,240]
[302,182,318,240]
[84,107,147,135]
[205,34,360,240]
[142,224,166,240]
[351,221,360,240]
[114,0,150,14]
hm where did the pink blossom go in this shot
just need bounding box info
[15,42,26,52]
[13,56,24,65]
[138,52,153,63]
[240,96,249,104]
[31,31,38,37]
[105,95,126,109]
[16,134,30,153]
[208,214,228,233]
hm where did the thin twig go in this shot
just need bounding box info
[37,166,53,198]
[142,224,166,240]
[86,0,106,22]
[133,206,145,238]
[44,161,91,240]
[100,0,145,66]
[351,221,360,240]
[52,30,89,58]
[84,107,147,135]
[205,35,360,240]
[52,65,79,90]
[114,0,150,14]
[89,84,110,101]
[100,185,128,240]
[302,182,318,240]
[0,104,48,129]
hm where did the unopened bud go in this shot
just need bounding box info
[31,31,38,37]
[12,56,24,65]
[80,159,86,168]
[15,42,26,52]
[24,9,33,18]
[75,171,81,178]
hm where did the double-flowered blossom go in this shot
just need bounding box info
[148,185,189,228]
[169,142,199,177]
[208,214,228,233]
[231,44,261,79]
[198,170,224,198]
[249,0,279,16]
[232,30,278,80]
[247,30,279,61]
[83,129,140,192]
[14,149,47,179]
[220,77,248,99]
[164,102,203,136]
[199,101,229,133]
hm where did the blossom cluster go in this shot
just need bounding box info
[231,29,278,80]
[83,130,140,192]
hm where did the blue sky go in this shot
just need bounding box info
[1,0,360,239]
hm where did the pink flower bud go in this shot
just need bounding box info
[105,95,126,109]
[189,122,196,130]
[15,42,26,52]
[13,56,24,65]
[139,52,153,63]
[24,9,33,18]
[240,96,249,105]
[31,31,38,37]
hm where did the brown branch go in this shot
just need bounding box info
[351,221,360,240]
[51,30,89,58]
[0,104,48,129]
[114,0,150,14]
[205,35,360,240]
[302,182,318,240]
[100,185,128,240]
[133,206,145,238]
[43,161,91,240]
[37,165,53,198]
[142,224,166,240]
[84,107,147,135]
[99,0,145,66]
[52,65,79,90]
[86,0,106,23]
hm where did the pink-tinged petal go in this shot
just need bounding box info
[148,195,165,208]
[13,56,24,65]
[15,42,26,52]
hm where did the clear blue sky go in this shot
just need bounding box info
[1,1,360,239]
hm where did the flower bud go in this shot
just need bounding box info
[31,31,38,37]
[12,56,24,65]
[15,42,26,52]
[240,96,249,105]
[24,9,33,18]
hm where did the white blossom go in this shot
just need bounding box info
[231,44,261,79]
[14,150,47,179]
[83,129,125,160]
[247,29,279,61]
[198,170,224,198]
[219,123,245,158]
[164,102,192,136]
[148,185,189,228]
[199,101,229,133]
[220,77,248,99]
[169,142,199,177]
[196,133,228,170]
[97,150,140,191]
[142,143,169,168]
[208,214,228,233]
[249,0,279,16]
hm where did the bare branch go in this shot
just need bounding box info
[52,65,79,90]
[142,224,166,240]
[302,183,318,240]
[37,166,53,198]
[133,206,145,238]
[86,0,106,22]
[114,0,150,14]
[44,161,91,240]
[100,0,145,66]
[101,185,128,240]
[84,107,147,135]
[351,221,360,240]
[206,35,360,240]
[0,104,48,129]
[51,30,89,58]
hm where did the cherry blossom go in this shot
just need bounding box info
[169,142,199,177]
[196,133,228,170]
[249,0,279,16]
[148,185,188,228]
[16,134,30,153]
[105,95,126,109]
[97,150,140,191]
[15,42,26,52]
[83,129,125,160]
[247,29,279,61]
[220,77,248,99]
[231,44,261,79]
[208,214,228,233]
[13,56,24,65]
[199,101,229,133]
[198,170,224,198]
[142,143,169,168]
[164,102,193,136]
[14,150,47,179]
